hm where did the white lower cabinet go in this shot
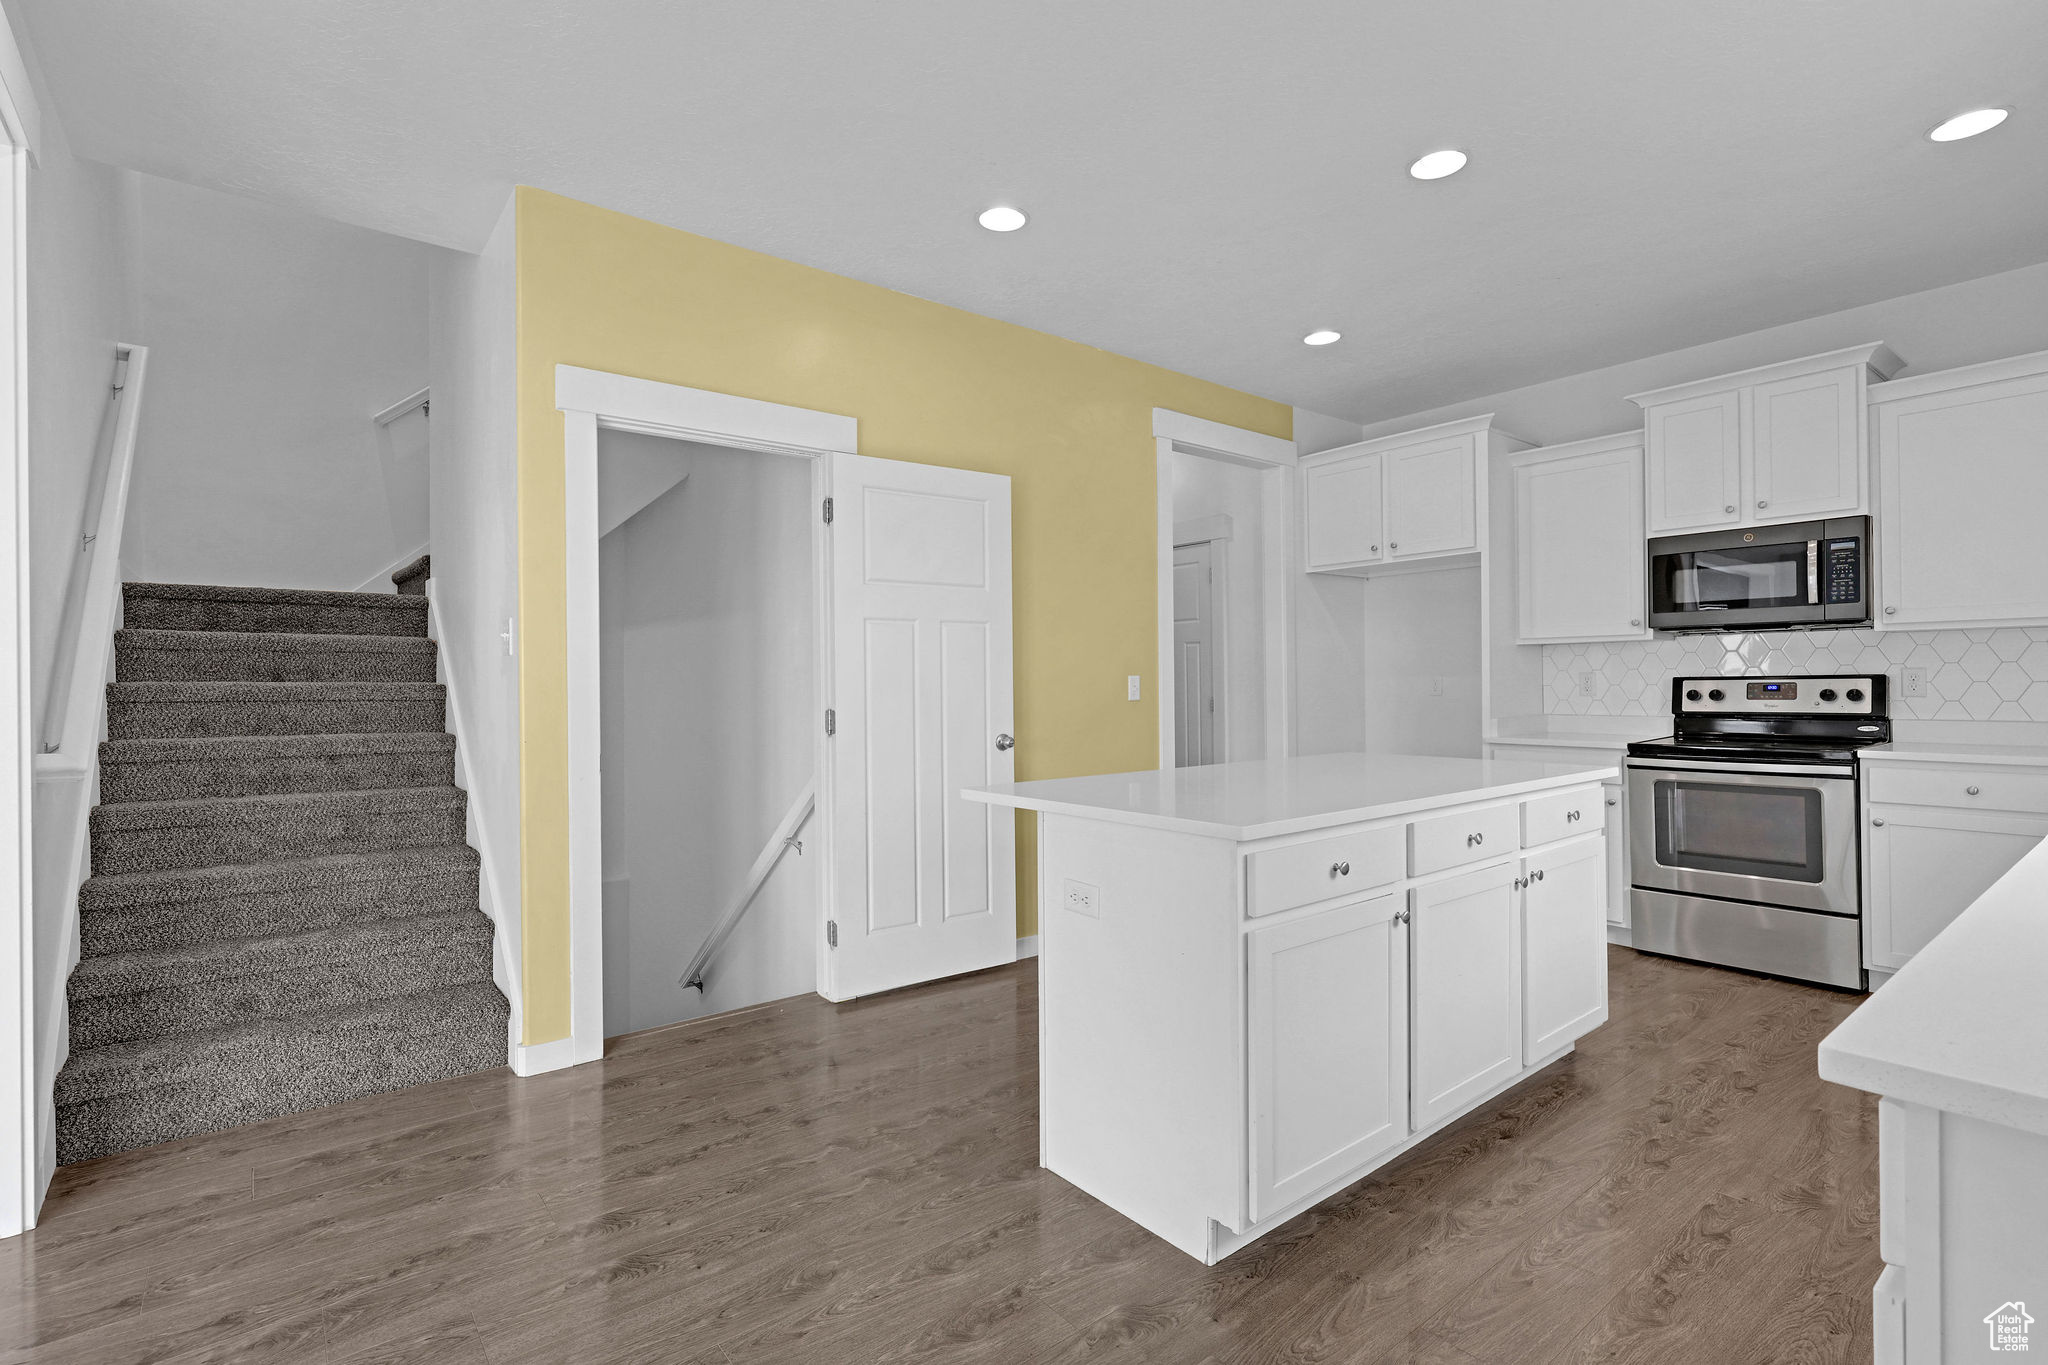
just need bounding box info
[1865,804,2048,972]
[1247,893,1408,1221]
[1521,837,1610,1062]
[1409,861,1523,1129]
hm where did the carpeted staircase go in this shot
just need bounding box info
[54,581,510,1165]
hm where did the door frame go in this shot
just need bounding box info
[1153,410,1297,769]
[556,365,856,1065]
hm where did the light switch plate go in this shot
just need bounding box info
[1127,675,1141,701]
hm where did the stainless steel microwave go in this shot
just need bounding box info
[1646,517,1869,632]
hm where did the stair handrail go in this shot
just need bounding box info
[681,778,816,992]
[40,344,147,765]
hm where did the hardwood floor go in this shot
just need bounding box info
[1,946,1878,1365]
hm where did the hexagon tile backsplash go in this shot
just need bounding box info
[1542,627,2048,722]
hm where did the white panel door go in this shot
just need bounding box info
[1644,391,1742,533]
[1302,450,1382,570]
[1520,837,1608,1063]
[1384,435,1477,559]
[1865,806,2048,971]
[826,453,1015,998]
[1750,366,1861,522]
[1248,893,1408,1221]
[1513,442,1647,642]
[1409,861,1522,1129]
[1172,540,1217,767]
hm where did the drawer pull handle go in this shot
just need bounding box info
[1467,832,1485,847]
[1331,861,1351,877]
[1871,817,1885,827]
[1967,785,1981,796]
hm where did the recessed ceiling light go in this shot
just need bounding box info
[1928,108,2009,142]
[978,205,1028,232]
[1408,149,1468,180]
[1303,330,1342,346]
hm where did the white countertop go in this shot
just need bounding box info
[1864,740,2048,766]
[965,751,1619,841]
[1819,835,2048,1137]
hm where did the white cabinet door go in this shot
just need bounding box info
[1644,390,1742,534]
[1750,365,1861,523]
[1302,450,1383,571]
[1409,861,1522,1129]
[1865,805,2048,971]
[825,452,1015,999]
[1247,893,1408,1221]
[1513,440,1647,642]
[1384,435,1477,559]
[1521,837,1608,1062]
[1604,780,1628,931]
[1876,369,2048,629]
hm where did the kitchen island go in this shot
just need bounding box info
[966,751,1618,1264]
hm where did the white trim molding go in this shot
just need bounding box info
[552,365,856,1070]
[1172,513,1234,547]
[1153,411,1297,772]
[0,12,43,160]
[1015,935,1040,961]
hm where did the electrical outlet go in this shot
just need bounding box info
[1127,675,1142,701]
[1903,666,1929,699]
[1063,879,1100,918]
[1577,671,1598,698]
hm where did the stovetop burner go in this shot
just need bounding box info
[1630,673,1893,766]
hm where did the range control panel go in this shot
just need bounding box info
[1674,675,1879,716]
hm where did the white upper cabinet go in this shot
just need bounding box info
[1873,351,2048,630]
[1511,433,1648,643]
[1628,343,1902,536]
[1301,415,1530,574]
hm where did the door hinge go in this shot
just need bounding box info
[824,708,836,736]
[827,920,838,948]
[822,497,834,525]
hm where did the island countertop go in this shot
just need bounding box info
[965,751,1620,841]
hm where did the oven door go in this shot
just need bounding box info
[1627,760,1858,916]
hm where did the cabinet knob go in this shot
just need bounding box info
[1532,868,1545,882]
[1389,542,1399,551]
[1566,810,1581,822]
[1724,504,1736,514]
[1871,817,1885,827]
[1885,606,1897,615]
[1606,796,1619,806]
[1331,861,1351,877]
[1370,545,1379,554]
[1757,500,1768,509]
[1967,785,1981,796]
[1467,831,1484,847]
[1630,618,1642,628]
[1514,877,1526,891]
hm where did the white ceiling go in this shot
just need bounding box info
[17,0,2048,423]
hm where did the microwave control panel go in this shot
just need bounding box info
[1823,538,1862,605]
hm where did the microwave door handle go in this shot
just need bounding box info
[1807,541,1820,606]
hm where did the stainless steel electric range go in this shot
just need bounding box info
[1626,674,1891,990]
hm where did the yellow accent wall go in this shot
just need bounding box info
[514,188,1289,1043]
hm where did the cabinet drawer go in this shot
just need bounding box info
[1522,786,1603,847]
[1865,762,2048,814]
[1409,801,1520,877]
[1246,824,1405,919]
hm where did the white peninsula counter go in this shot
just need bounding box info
[966,751,1618,1263]
[1819,835,2048,1363]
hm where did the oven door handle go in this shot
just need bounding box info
[1626,759,1856,779]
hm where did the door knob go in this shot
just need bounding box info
[994,734,1015,751]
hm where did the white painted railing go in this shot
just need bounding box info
[30,343,147,1196]
[680,779,815,992]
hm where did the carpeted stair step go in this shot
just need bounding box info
[67,912,497,1050]
[123,582,428,637]
[54,980,510,1165]
[391,553,431,596]
[115,628,439,683]
[78,845,481,957]
[100,732,456,803]
[90,786,468,877]
[107,680,444,739]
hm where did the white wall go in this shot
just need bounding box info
[425,196,520,1039]
[1290,406,1368,756]
[1360,567,1481,758]
[598,433,814,1036]
[1355,259,2048,448]
[1170,450,1265,763]
[121,173,435,591]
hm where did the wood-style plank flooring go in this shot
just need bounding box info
[1,947,1878,1364]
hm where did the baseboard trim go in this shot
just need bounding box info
[1015,935,1040,961]
[511,1035,581,1076]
